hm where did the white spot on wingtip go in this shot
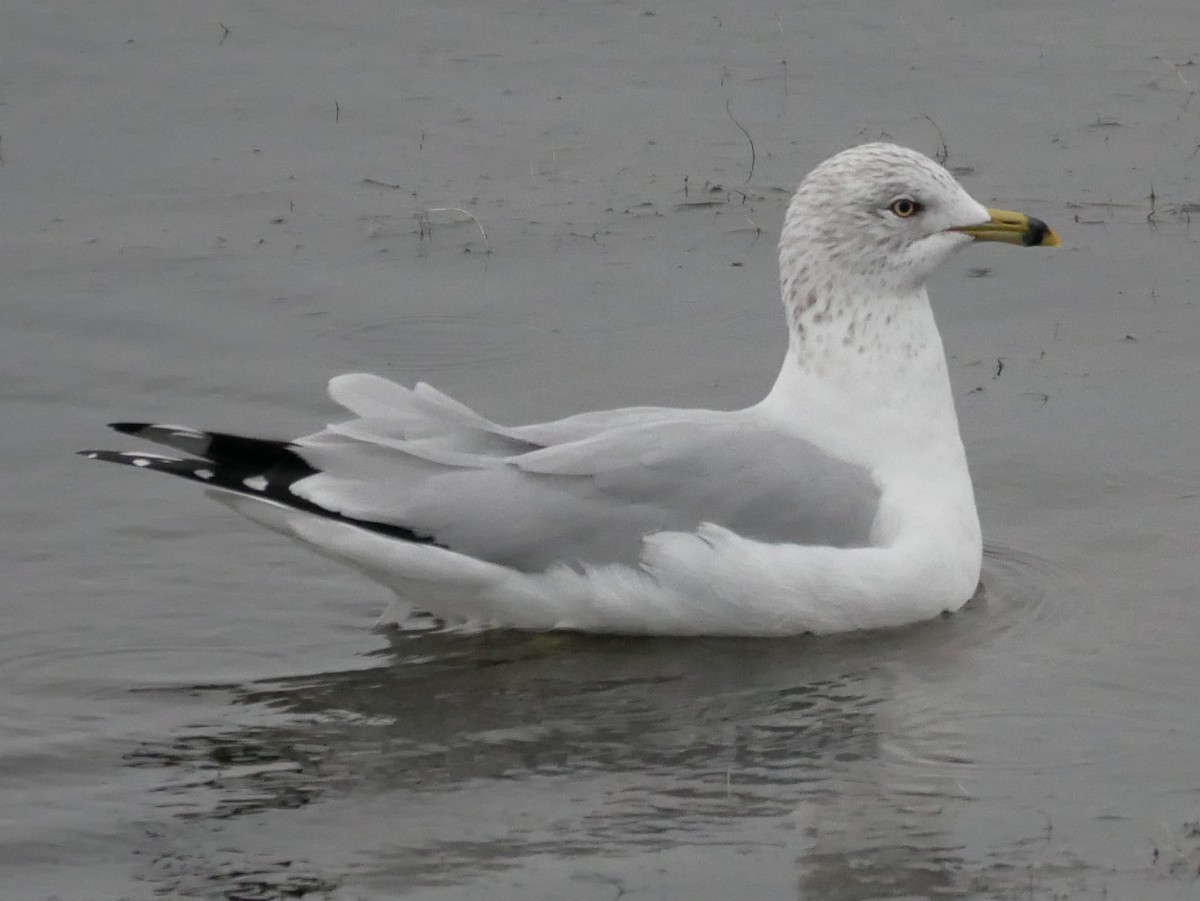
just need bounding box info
[158,424,204,437]
[132,458,152,467]
[195,469,214,480]
[243,475,269,491]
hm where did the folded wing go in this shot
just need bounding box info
[86,373,882,573]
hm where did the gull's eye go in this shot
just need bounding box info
[888,197,923,218]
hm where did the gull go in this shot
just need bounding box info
[81,143,1059,636]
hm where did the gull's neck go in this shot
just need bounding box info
[758,264,979,562]
[758,268,965,472]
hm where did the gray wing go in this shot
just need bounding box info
[287,376,880,572]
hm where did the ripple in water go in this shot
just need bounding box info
[119,541,1105,898]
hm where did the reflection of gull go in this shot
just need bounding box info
[82,144,1058,635]
[129,633,975,897]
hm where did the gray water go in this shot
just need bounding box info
[4,1,1200,898]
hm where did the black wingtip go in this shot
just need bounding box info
[109,422,151,435]
[77,444,439,546]
[77,448,180,464]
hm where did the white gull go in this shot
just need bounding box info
[82,143,1059,636]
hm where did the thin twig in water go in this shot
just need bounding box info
[425,207,491,252]
[335,100,340,122]
[920,114,949,164]
[725,99,755,184]
[363,177,402,189]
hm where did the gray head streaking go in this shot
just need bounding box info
[81,142,1060,636]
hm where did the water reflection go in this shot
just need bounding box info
[128,545,1055,898]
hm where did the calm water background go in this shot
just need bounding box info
[4,1,1200,898]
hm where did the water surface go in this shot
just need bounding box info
[4,1,1200,898]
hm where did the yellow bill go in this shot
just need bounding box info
[953,208,1060,247]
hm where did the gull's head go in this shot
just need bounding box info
[781,143,1059,295]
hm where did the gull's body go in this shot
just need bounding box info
[83,143,1058,636]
